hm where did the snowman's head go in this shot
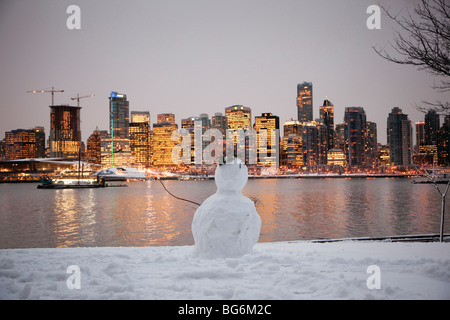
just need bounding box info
[215,159,248,192]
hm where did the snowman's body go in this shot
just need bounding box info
[191,161,261,258]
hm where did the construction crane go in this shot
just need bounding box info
[71,93,94,107]
[26,87,64,106]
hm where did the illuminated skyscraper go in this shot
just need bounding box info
[49,105,81,159]
[387,107,412,166]
[86,128,108,164]
[415,121,425,148]
[319,98,334,150]
[130,111,151,166]
[109,92,129,139]
[302,121,327,166]
[438,116,450,166]
[365,121,378,167]
[152,114,178,166]
[254,113,280,166]
[281,120,303,167]
[212,112,228,137]
[424,109,440,145]
[297,82,313,122]
[334,123,346,151]
[344,107,366,167]
[225,105,254,163]
[225,105,252,131]
[4,128,45,160]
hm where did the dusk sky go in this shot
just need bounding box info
[1,0,447,145]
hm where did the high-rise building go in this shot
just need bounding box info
[181,116,198,165]
[334,123,346,152]
[109,92,129,139]
[415,121,425,148]
[254,113,280,166]
[4,128,45,160]
[438,116,450,166]
[212,112,228,137]
[100,137,134,167]
[302,121,327,166]
[297,82,313,122]
[319,98,334,151]
[344,107,367,167]
[225,105,254,163]
[225,105,252,131]
[424,109,440,145]
[33,126,46,158]
[365,121,378,167]
[387,107,412,166]
[152,114,178,166]
[417,110,441,165]
[302,123,319,166]
[86,128,108,164]
[49,105,81,159]
[281,120,304,167]
[130,111,152,166]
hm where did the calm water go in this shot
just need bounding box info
[0,178,449,249]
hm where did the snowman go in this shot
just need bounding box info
[191,158,261,258]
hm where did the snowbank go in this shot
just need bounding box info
[1,241,449,300]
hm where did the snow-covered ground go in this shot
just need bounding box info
[1,241,449,300]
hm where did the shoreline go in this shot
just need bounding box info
[0,173,418,183]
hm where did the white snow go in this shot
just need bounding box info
[1,241,449,300]
[191,162,261,258]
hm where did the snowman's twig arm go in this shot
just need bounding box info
[158,179,201,206]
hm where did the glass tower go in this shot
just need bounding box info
[297,82,313,122]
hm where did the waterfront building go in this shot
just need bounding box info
[365,121,378,167]
[387,107,412,166]
[344,107,367,167]
[334,123,346,152]
[86,128,108,164]
[152,116,178,166]
[437,115,450,166]
[302,121,327,166]
[109,92,129,139]
[281,120,303,167]
[415,121,425,148]
[225,105,254,163]
[416,110,441,165]
[378,144,390,167]
[49,105,81,159]
[254,113,280,167]
[225,105,252,131]
[319,98,334,151]
[181,116,198,165]
[100,137,134,167]
[129,111,152,166]
[327,148,346,167]
[4,127,45,160]
[297,82,313,122]
[424,109,440,145]
[212,112,228,137]
[281,134,303,167]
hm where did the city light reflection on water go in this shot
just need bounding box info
[0,178,449,248]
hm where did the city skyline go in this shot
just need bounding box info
[1,0,447,146]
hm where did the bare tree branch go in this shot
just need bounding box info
[374,0,449,114]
